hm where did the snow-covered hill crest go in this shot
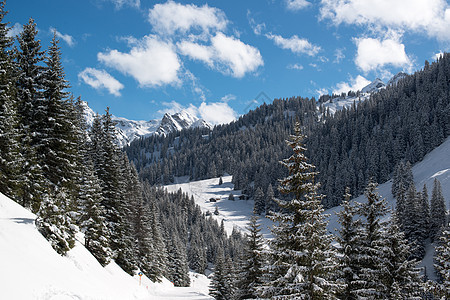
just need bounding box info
[82,103,212,147]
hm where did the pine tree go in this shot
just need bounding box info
[148,202,168,281]
[36,187,77,255]
[403,184,426,259]
[382,213,423,299]
[167,231,190,287]
[235,215,265,299]
[209,249,231,300]
[432,226,450,299]
[15,17,47,212]
[265,183,276,214]
[354,180,390,299]
[336,187,361,300]
[430,179,447,240]
[0,0,21,200]
[253,187,265,215]
[78,158,111,266]
[260,122,339,299]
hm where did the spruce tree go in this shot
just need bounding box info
[430,179,447,240]
[236,215,265,299]
[354,180,390,298]
[0,0,21,200]
[209,249,231,300]
[433,226,450,299]
[253,187,265,215]
[336,187,361,300]
[15,18,47,212]
[260,122,339,299]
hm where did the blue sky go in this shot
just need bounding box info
[6,0,450,123]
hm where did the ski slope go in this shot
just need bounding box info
[0,193,212,300]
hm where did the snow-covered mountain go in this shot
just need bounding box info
[320,72,407,115]
[82,102,212,147]
[361,78,385,93]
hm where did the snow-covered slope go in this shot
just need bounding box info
[165,176,274,239]
[82,102,211,147]
[0,192,212,299]
[320,73,406,116]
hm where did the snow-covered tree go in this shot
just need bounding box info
[260,122,339,299]
[235,215,265,299]
[336,187,362,300]
[432,226,450,299]
[253,187,265,215]
[209,249,232,300]
[430,179,447,240]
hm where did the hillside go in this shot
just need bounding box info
[0,193,212,299]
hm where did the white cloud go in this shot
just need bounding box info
[7,23,22,37]
[105,0,140,9]
[50,27,75,47]
[158,100,237,125]
[266,33,320,56]
[198,101,237,125]
[148,1,227,35]
[286,0,311,11]
[332,75,371,95]
[98,35,181,87]
[220,94,236,102]
[354,37,413,72]
[334,48,345,63]
[247,11,266,36]
[287,63,304,70]
[178,32,263,78]
[78,68,124,96]
[320,0,450,41]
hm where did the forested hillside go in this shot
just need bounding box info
[127,55,450,208]
[0,2,243,285]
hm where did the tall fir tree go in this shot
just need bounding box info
[15,17,47,212]
[432,225,450,299]
[336,187,362,300]
[253,187,265,215]
[235,215,265,299]
[209,249,232,300]
[0,0,21,200]
[260,122,339,299]
[430,179,447,240]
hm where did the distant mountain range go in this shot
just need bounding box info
[81,102,212,147]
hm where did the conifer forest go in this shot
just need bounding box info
[0,0,449,299]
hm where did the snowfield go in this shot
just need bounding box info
[0,193,212,300]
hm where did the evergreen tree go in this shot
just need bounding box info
[336,187,361,300]
[167,231,190,287]
[430,179,447,240]
[15,17,47,212]
[403,184,426,259]
[265,184,276,214]
[253,187,265,215]
[382,213,423,299]
[36,187,77,255]
[0,0,20,200]
[78,158,111,266]
[235,215,265,299]
[432,226,450,299]
[353,180,390,299]
[260,122,339,299]
[209,249,231,300]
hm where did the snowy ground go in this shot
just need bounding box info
[0,192,212,300]
[165,175,274,238]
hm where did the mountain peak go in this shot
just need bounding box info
[361,78,385,94]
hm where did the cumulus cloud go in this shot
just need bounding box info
[98,35,181,87]
[7,23,22,37]
[332,75,371,95]
[158,100,237,125]
[286,0,311,11]
[266,33,320,56]
[354,37,413,72]
[148,1,227,35]
[178,32,264,78]
[50,27,75,47]
[78,68,124,96]
[320,0,450,40]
